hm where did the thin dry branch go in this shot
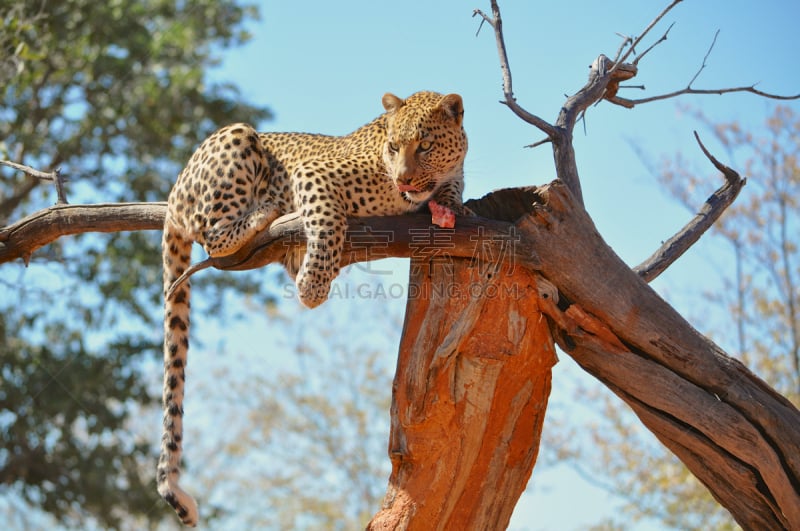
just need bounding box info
[619,85,800,107]
[687,29,720,87]
[472,2,557,138]
[607,26,800,107]
[632,22,675,66]
[633,132,746,282]
[609,0,684,75]
[0,159,68,205]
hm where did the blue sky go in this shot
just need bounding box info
[191,1,800,529]
[216,0,799,266]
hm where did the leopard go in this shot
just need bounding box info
[158,90,470,526]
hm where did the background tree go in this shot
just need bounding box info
[0,1,271,527]
[185,293,397,530]
[545,105,800,530]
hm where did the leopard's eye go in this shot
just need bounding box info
[418,140,433,152]
[387,142,399,153]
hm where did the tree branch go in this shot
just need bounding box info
[633,132,746,282]
[0,159,68,205]
[614,85,800,108]
[606,25,800,108]
[687,29,719,87]
[0,202,166,265]
[166,204,540,299]
[610,0,684,72]
[472,2,557,138]
[632,22,675,66]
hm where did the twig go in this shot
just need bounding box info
[472,2,557,138]
[609,0,684,77]
[688,29,720,87]
[612,33,634,64]
[633,132,746,282]
[633,22,675,66]
[524,137,553,149]
[0,159,68,205]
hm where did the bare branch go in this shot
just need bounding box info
[612,85,800,108]
[472,2,557,137]
[633,21,675,66]
[0,159,68,205]
[524,137,552,149]
[611,33,634,64]
[633,132,746,282]
[0,202,166,265]
[607,26,799,108]
[688,29,720,87]
[0,159,53,182]
[166,260,213,299]
[610,0,684,74]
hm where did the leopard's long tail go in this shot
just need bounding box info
[158,216,199,526]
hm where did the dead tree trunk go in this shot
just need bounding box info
[367,257,557,530]
[4,184,799,529]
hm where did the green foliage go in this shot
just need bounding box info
[0,0,271,527]
[0,312,165,528]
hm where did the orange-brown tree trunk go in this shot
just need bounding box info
[367,255,557,530]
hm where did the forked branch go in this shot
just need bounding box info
[606,24,800,108]
[0,159,68,205]
[609,0,684,73]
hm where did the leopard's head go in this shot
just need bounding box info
[382,91,467,203]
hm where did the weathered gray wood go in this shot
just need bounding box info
[523,182,800,529]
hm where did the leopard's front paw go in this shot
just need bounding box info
[295,270,331,309]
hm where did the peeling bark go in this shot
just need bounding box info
[368,257,557,530]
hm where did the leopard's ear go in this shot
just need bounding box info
[438,93,464,126]
[382,93,405,113]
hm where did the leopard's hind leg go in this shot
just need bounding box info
[203,202,281,257]
[190,123,280,258]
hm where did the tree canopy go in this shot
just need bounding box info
[1,1,270,527]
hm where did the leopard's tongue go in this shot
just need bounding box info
[397,184,420,193]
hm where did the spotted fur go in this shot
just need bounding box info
[158,91,469,525]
